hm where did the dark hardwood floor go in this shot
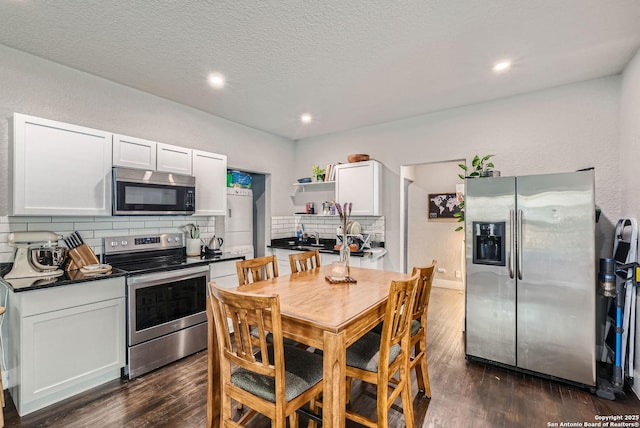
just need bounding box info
[3,288,639,427]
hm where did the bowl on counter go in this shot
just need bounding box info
[297,177,312,183]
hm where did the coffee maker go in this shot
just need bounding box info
[4,231,67,279]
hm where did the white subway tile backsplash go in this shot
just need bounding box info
[144,220,175,228]
[28,222,74,232]
[0,215,218,263]
[270,215,385,242]
[9,216,53,223]
[75,222,113,231]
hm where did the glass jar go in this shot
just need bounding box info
[340,234,351,276]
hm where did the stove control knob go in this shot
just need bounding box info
[110,241,118,247]
[121,240,128,246]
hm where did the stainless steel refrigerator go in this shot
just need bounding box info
[465,169,596,387]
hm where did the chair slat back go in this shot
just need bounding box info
[378,272,420,371]
[411,260,437,322]
[209,283,284,379]
[289,249,321,273]
[236,255,279,285]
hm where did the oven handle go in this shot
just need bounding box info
[127,264,210,287]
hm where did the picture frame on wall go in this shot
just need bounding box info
[428,192,462,219]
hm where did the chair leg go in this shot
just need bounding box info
[400,371,415,428]
[415,337,431,398]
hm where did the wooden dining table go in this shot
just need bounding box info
[206,264,411,428]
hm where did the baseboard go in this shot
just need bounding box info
[433,278,464,290]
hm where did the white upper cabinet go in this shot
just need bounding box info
[335,160,381,216]
[12,113,112,216]
[157,143,192,175]
[112,134,157,170]
[192,150,227,216]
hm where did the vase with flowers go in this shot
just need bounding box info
[335,202,352,275]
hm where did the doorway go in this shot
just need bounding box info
[400,159,465,290]
[215,170,269,258]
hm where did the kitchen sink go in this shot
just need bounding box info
[288,244,333,251]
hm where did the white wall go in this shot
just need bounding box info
[0,45,296,261]
[620,48,640,399]
[296,76,623,269]
[407,160,464,289]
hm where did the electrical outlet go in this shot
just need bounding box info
[437,268,446,274]
[455,270,462,278]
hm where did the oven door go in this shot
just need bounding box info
[127,265,209,346]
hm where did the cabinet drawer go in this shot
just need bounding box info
[19,277,125,317]
[210,260,238,278]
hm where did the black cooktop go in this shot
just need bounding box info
[103,249,242,275]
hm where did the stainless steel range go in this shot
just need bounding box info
[103,233,210,379]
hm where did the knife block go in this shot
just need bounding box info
[66,244,100,271]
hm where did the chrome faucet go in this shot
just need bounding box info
[309,232,320,245]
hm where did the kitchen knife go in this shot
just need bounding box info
[64,237,73,248]
[68,234,79,248]
[74,231,84,245]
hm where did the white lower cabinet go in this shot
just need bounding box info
[3,277,126,416]
[269,248,296,276]
[269,248,381,273]
[209,259,242,332]
[209,260,240,289]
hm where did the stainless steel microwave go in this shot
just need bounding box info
[113,167,196,215]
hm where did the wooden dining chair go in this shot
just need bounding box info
[236,255,279,285]
[344,272,420,428]
[208,282,324,427]
[407,261,437,398]
[289,249,321,273]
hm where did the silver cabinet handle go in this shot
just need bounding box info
[509,209,515,279]
[517,209,523,280]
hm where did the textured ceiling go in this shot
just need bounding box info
[1,1,640,140]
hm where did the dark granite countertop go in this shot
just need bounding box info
[0,253,245,293]
[0,263,128,292]
[268,237,384,257]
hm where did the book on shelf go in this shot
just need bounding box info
[325,164,333,182]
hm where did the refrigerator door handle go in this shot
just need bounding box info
[517,209,523,280]
[509,209,515,279]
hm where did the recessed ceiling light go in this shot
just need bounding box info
[300,113,313,124]
[208,73,225,89]
[493,60,512,73]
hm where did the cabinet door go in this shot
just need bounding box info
[157,143,192,175]
[335,160,381,215]
[270,248,293,276]
[113,134,157,170]
[21,297,125,414]
[12,113,112,216]
[193,150,227,215]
